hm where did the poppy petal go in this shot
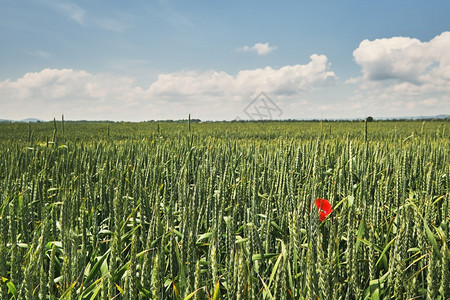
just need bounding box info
[319,213,326,221]
[315,198,326,209]
[315,198,333,221]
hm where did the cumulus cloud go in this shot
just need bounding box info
[0,55,337,120]
[149,54,336,98]
[354,32,450,85]
[0,68,139,101]
[239,42,277,55]
[350,32,450,116]
[0,69,145,120]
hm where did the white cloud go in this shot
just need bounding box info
[24,50,52,59]
[354,32,450,85]
[0,69,144,120]
[421,98,439,107]
[239,42,277,55]
[55,2,85,24]
[0,55,337,121]
[350,32,450,117]
[147,54,336,98]
[146,0,196,32]
[97,19,131,33]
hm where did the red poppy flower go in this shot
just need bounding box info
[315,198,333,221]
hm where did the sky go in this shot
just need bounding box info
[1,0,450,121]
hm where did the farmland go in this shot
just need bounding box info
[0,120,448,299]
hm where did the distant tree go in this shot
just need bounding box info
[366,116,374,122]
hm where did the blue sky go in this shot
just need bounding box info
[1,0,449,121]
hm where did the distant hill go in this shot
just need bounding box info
[0,118,43,123]
[20,118,43,123]
[377,114,450,121]
[405,114,449,120]
[0,115,448,123]
[434,114,450,119]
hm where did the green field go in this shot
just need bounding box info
[0,120,448,299]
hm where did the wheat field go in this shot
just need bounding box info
[0,120,448,299]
